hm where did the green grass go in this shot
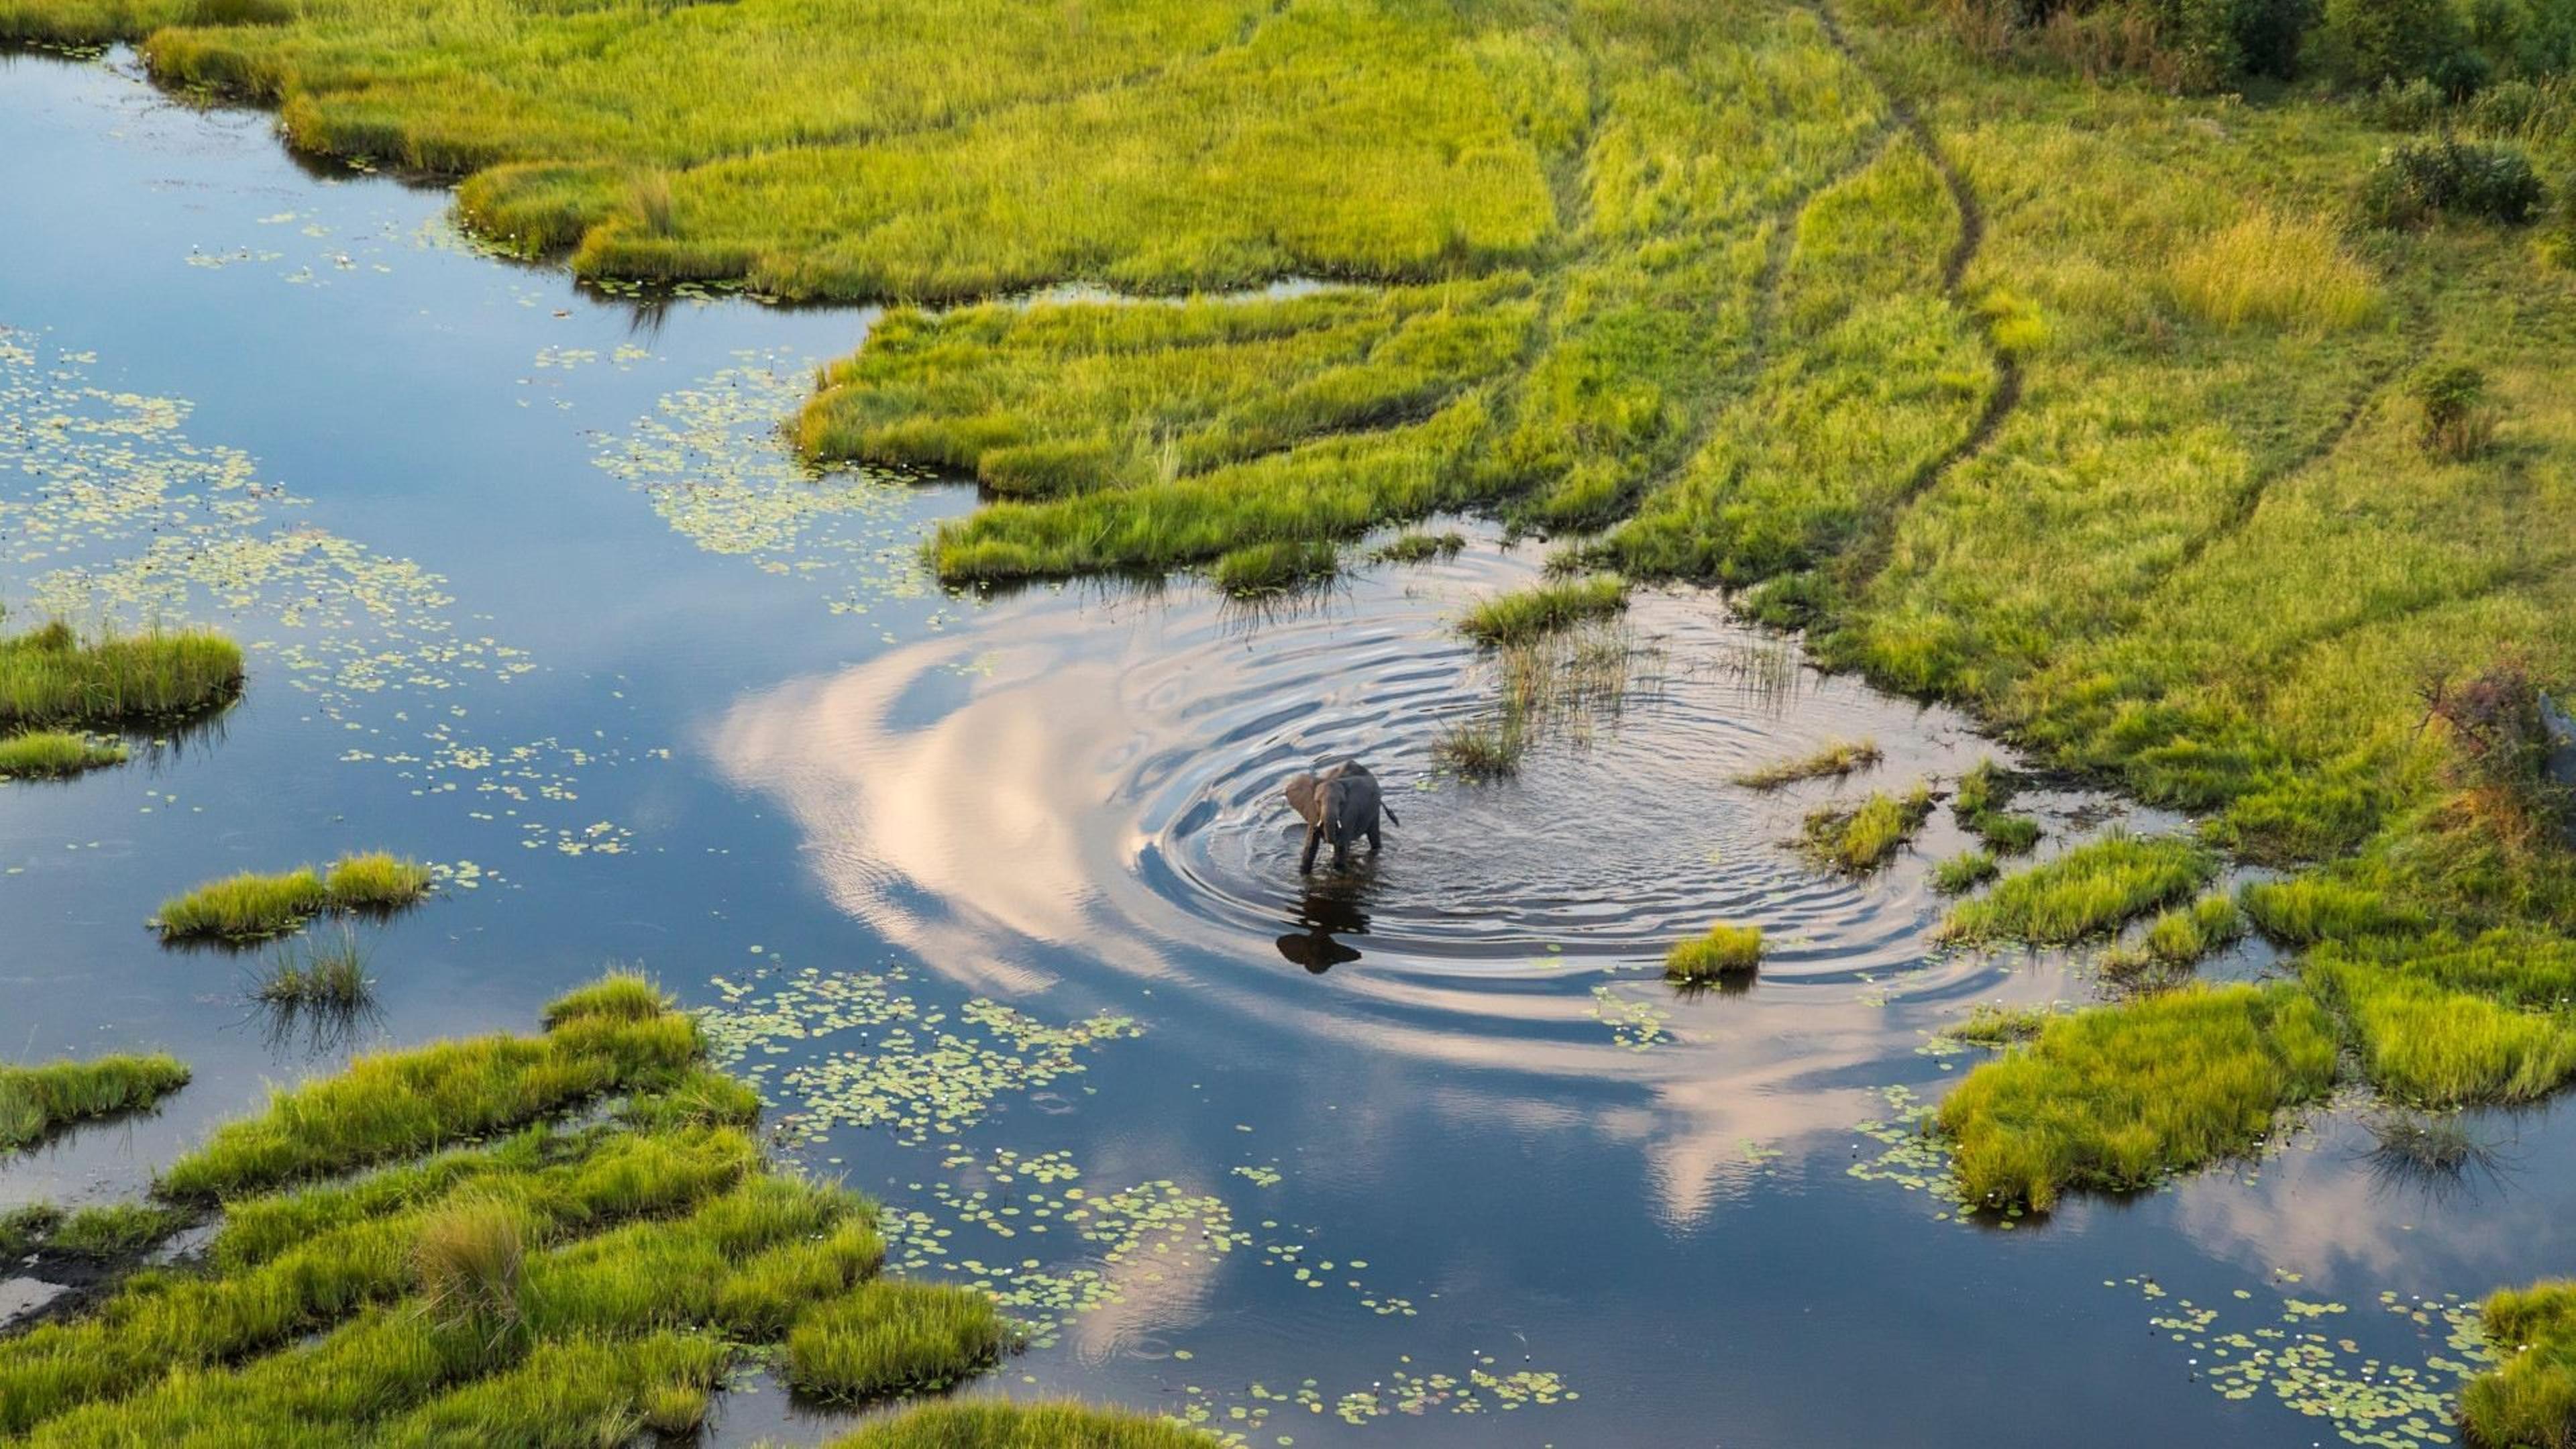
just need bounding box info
[0,620,242,731]
[1434,714,1527,780]
[1372,530,1466,564]
[1936,983,2337,1210]
[46,1203,191,1259]
[254,932,373,1010]
[1931,849,2000,894]
[158,852,435,942]
[1733,738,1880,789]
[2464,1281,2576,1449]
[323,851,434,912]
[0,978,1012,1442]
[0,1054,190,1155]
[0,730,127,780]
[1951,759,2041,853]
[1800,785,1934,873]
[1456,576,1629,647]
[1665,922,1763,983]
[786,1279,1010,1401]
[1941,835,2214,945]
[828,1402,1219,1449]
[2,1204,63,1260]
[1211,539,1340,596]
[2306,949,2576,1105]
[155,867,329,943]
[2140,892,2247,966]
[1941,1004,2056,1045]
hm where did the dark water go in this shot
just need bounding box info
[2,49,2566,1448]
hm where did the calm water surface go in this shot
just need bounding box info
[3,49,2568,1448]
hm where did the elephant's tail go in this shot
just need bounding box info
[1383,800,1400,827]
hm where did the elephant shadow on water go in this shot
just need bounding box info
[1275,865,1373,974]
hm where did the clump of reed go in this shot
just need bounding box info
[1940,833,2212,944]
[0,1053,191,1155]
[253,930,373,1011]
[157,852,435,943]
[786,1279,1010,1401]
[1733,738,1880,790]
[1931,850,2000,894]
[1211,539,1338,596]
[0,729,127,780]
[1370,530,1466,564]
[416,1197,528,1336]
[1456,576,1628,647]
[1665,923,1762,985]
[0,619,242,730]
[1801,786,1934,873]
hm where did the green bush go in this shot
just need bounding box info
[2322,0,2468,87]
[2362,137,2546,225]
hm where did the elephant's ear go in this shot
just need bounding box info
[1283,775,1322,824]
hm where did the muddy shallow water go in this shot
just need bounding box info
[5,49,2573,1449]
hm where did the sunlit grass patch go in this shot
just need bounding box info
[1211,539,1338,596]
[0,1053,189,1155]
[1951,759,2041,853]
[1665,923,1762,985]
[2167,209,2381,334]
[786,1279,1010,1401]
[1456,577,1628,647]
[155,867,328,943]
[2464,1280,2576,1449]
[1941,1004,2055,1045]
[1932,849,2000,894]
[2239,875,2430,945]
[2141,892,2246,965]
[1937,984,2336,1210]
[0,619,241,730]
[2307,950,2576,1105]
[1733,738,1880,789]
[323,851,433,912]
[1941,835,2213,945]
[0,730,127,780]
[830,1401,1220,1448]
[1433,714,1526,780]
[1801,786,1934,873]
[541,969,669,1028]
[46,1202,190,1259]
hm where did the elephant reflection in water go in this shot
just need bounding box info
[1275,881,1369,974]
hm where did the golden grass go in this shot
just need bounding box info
[1666,923,1763,983]
[2168,210,2382,334]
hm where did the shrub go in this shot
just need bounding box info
[1666,923,1764,983]
[2407,362,2498,458]
[2322,0,2467,87]
[2367,75,2447,129]
[2361,138,2544,226]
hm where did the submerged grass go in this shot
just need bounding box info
[254,931,373,1011]
[1801,786,1934,873]
[1937,983,2336,1210]
[0,979,1016,1442]
[0,730,127,780]
[1733,738,1880,789]
[0,620,241,731]
[0,1054,190,1155]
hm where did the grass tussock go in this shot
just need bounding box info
[2167,211,2381,334]
[1932,850,2000,894]
[2463,1281,2576,1449]
[0,977,1001,1441]
[0,620,241,731]
[1437,613,1653,780]
[1371,530,1466,564]
[1432,715,1526,781]
[829,1401,1219,1449]
[158,853,435,942]
[1951,760,2041,855]
[0,1054,190,1155]
[1456,577,1628,647]
[1665,923,1763,984]
[253,932,374,1011]
[1937,984,2336,1210]
[786,1279,1010,1401]
[1941,1004,2057,1045]
[1801,786,1935,873]
[1941,835,2214,945]
[0,730,127,780]
[1211,539,1338,596]
[1733,739,1880,790]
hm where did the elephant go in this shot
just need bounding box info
[1282,758,1399,872]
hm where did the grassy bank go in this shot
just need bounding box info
[0,976,1132,1445]
[0,619,241,730]
[0,1053,190,1155]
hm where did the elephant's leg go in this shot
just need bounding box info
[1300,823,1322,873]
[1367,824,1382,852]
[1332,837,1351,868]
